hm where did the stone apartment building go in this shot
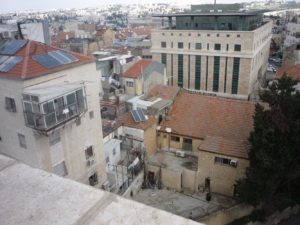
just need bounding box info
[155,91,255,196]
[0,39,107,187]
[121,59,166,96]
[151,11,272,99]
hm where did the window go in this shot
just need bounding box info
[89,173,98,186]
[5,97,16,112]
[207,43,209,50]
[214,44,221,50]
[171,135,180,142]
[113,148,116,155]
[226,44,229,51]
[162,33,165,36]
[226,34,230,37]
[216,34,220,37]
[195,43,202,50]
[161,53,166,65]
[49,131,61,146]
[106,156,109,163]
[188,33,191,36]
[207,34,210,37]
[18,133,26,149]
[171,33,173,36]
[234,44,241,52]
[195,55,201,90]
[85,146,94,159]
[76,118,81,126]
[213,56,220,92]
[89,111,94,119]
[188,43,191,49]
[53,161,68,176]
[178,42,183,49]
[161,42,166,48]
[237,34,240,38]
[197,33,200,36]
[178,54,183,87]
[126,81,134,87]
[195,23,199,28]
[179,33,183,36]
[171,42,173,48]
[214,156,237,168]
[232,57,240,94]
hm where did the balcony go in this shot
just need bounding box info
[23,83,87,132]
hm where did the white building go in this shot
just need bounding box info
[0,39,107,188]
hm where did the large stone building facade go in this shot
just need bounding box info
[151,12,272,99]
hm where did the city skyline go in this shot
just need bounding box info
[1,0,246,13]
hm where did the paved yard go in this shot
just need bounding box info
[131,188,237,220]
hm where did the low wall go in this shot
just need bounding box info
[199,203,254,225]
[122,171,144,198]
[182,169,197,191]
[161,168,182,192]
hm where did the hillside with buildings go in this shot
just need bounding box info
[0,2,299,225]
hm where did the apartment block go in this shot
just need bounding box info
[0,39,107,187]
[151,11,272,98]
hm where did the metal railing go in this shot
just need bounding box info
[24,102,86,131]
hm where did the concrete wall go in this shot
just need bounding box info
[199,203,254,225]
[182,169,198,191]
[0,62,107,187]
[197,150,249,196]
[161,168,182,191]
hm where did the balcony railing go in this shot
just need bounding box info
[23,87,87,132]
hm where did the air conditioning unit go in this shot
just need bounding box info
[176,150,185,158]
[230,160,238,167]
[86,159,95,167]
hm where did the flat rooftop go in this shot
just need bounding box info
[0,154,201,225]
[132,189,237,221]
[152,11,264,17]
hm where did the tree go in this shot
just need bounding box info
[236,75,300,211]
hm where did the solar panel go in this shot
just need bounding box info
[131,110,141,122]
[0,39,27,55]
[137,108,146,121]
[0,55,9,64]
[32,53,61,68]
[130,108,146,122]
[0,56,22,72]
[33,50,77,69]
[57,50,77,62]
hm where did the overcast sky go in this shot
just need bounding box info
[1,0,246,13]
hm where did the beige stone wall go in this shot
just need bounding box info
[151,22,272,97]
[157,132,202,152]
[161,168,182,191]
[197,151,249,196]
[144,124,157,158]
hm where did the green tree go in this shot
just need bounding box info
[236,75,300,211]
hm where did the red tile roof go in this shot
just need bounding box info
[276,64,300,81]
[159,91,256,158]
[116,112,156,131]
[145,85,180,101]
[199,136,250,159]
[123,59,152,79]
[0,39,94,80]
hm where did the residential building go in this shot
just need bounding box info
[155,91,256,196]
[121,59,166,96]
[101,111,156,194]
[0,39,107,187]
[151,11,272,99]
